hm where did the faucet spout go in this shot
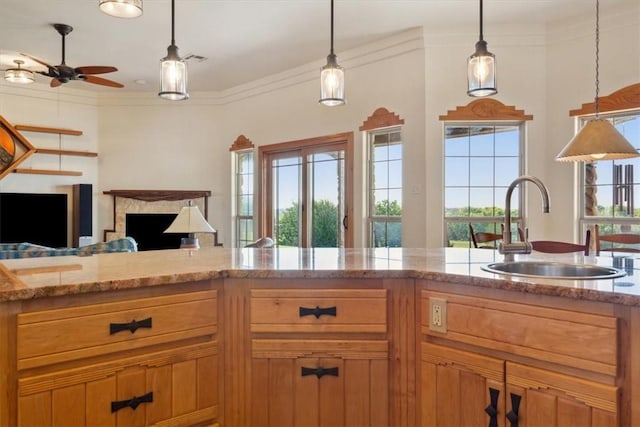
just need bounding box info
[500,175,550,260]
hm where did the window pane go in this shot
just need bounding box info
[373,162,389,189]
[469,132,494,157]
[445,157,469,187]
[445,135,469,156]
[469,157,494,186]
[495,158,519,186]
[373,144,389,161]
[494,127,520,156]
[388,143,402,160]
[388,159,402,188]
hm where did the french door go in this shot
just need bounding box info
[259,133,353,248]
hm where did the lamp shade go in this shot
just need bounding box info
[556,119,638,162]
[164,204,216,234]
[159,45,189,101]
[467,40,497,97]
[319,53,345,106]
[99,0,143,18]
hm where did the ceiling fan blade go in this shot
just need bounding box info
[20,53,57,73]
[75,66,118,75]
[50,78,62,88]
[82,75,124,88]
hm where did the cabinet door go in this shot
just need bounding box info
[18,342,218,427]
[505,362,618,427]
[421,342,505,427]
[251,339,389,427]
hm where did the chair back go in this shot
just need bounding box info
[594,225,640,255]
[246,237,275,248]
[531,230,591,255]
[469,224,525,249]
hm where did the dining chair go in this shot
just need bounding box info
[245,237,275,248]
[531,230,591,255]
[469,224,525,249]
[594,225,640,255]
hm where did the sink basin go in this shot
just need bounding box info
[481,261,626,280]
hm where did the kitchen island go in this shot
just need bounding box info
[0,247,638,426]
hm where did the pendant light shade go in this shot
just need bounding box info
[467,0,497,97]
[159,0,188,101]
[99,0,143,18]
[556,0,637,162]
[4,60,35,84]
[319,0,345,106]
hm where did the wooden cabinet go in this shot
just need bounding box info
[13,282,221,427]
[221,278,419,426]
[249,287,389,426]
[419,284,620,427]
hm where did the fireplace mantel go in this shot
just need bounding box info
[103,189,220,247]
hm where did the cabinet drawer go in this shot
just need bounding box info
[420,290,617,376]
[18,290,217,369]
[251,289,387,333]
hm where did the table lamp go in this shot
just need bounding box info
[164,201,215,249]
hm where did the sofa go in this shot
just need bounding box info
[0,237,138,259]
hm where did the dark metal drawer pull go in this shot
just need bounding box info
[301,366,339,378]
[111,391,153,413]
[484,387,500,427]
[109,317,152,335]
[299,306,337,319]
[506,392,521,427]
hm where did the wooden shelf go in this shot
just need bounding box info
[14,125,83,136]
[35,148,98,158]
[14,169,83,177]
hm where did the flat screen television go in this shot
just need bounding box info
[125,213,187,251]
[0,192,68,248]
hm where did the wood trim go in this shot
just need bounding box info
[229,135,254,152]
[439,99,533,121]
[359,108,405,131]
[35,148,97,157]
[0,115,36,181]
[570,82,640,116]
[14,168,82,176]
[103,190,211,202]
[14,124,83,136]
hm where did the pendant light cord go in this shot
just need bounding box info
[171,0,176,46]
[479,0,484,41]
[595,0,600,118]
[330,0,335,55]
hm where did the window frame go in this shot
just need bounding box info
[366,126,403,248]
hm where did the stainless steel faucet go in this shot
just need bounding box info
[499,175,550,260]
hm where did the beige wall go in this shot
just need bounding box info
[0,4,638,248]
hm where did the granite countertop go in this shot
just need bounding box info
[0,247,639,306]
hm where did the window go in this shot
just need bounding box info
[259,133,353,248]
[368,128,402,247]
[234,150,254,248]
[581,112,640,238]
[443,123,524,247]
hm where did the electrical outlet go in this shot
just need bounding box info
[429,297,447,333]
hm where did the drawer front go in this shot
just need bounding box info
[18,290,217,369]
[420,290,617,376]
[251,289,387,333]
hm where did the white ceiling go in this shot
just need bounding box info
[0,0,635,93]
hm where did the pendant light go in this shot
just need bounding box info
[159,0,189,101]
[556,0,637,161]
[4,60,35,84]
[467,0,497,97]
[99,0,143,18]
[319,0,345,106]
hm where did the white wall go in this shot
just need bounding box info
[0,3,638,248]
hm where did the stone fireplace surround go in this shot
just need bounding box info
[103,190,220,247]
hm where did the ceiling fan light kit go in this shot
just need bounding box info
[467,0,497,97]
[159,0,189,101]
[319,0,345,106]
[4,60,35,84]
[99,0,143,18]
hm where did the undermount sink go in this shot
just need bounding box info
[481,261,626,280]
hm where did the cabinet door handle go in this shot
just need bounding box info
[301,366,339,378]
[506,393,521,427]
[109,317,152,335]
[111,391,153,413]
[484,387,500,427]
[299,306,337,319]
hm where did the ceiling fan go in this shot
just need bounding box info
[21,23,124,88]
